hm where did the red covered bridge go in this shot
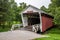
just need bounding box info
[20,5,54,32]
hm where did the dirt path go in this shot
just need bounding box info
[0,30,47,40]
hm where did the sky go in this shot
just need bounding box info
[15,0,51,8]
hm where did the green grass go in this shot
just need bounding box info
[34,37,60,40]
[34,26,60,40]
[34,34,60,40]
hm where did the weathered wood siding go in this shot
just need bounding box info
[41,15,53,32]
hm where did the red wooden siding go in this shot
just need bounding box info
[41,15,53,32]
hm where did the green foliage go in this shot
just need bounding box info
[0,27,10,32]
[0,0,10,29]
[0,0,27,32]
[40,6,48,13]
[51,0,60,7]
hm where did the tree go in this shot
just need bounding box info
[40,6,48,12]
[0,0,10,28]
[0,0,18,28]
[48,0,60,25]
[0,0,27,30]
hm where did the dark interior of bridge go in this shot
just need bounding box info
[23,12,40,25]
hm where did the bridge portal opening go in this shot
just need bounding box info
[23,12,40,26]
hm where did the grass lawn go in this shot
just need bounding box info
[34,26,60,40]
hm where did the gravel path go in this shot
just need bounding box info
[0,30,47,40]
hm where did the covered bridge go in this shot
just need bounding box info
[20,5,54,32]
